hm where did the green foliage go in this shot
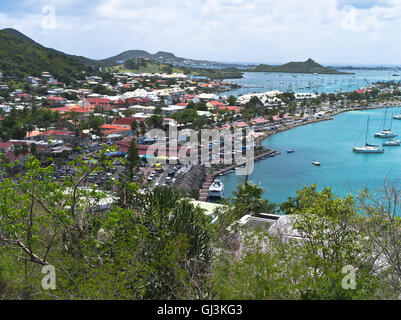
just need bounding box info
[211,185,380,300]
[249,59,352,75]
[0,30,87,80]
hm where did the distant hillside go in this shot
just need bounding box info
[0,28,94,81]
[2,28,97,67]
[110,58,243,79]
[99,50,184,66]
[248,59,352,74]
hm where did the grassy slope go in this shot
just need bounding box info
[0,30,89,80]
[249,59,352,74]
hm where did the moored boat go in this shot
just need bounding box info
[354,117,385,153]
[375,110,397,138]
[312,161,321,166]
[208,179,224,198]
[383,139,401,146]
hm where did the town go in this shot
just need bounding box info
[0,67,400,206]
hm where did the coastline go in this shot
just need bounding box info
[254,101,401,145]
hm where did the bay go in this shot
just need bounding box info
[220,107,401,204]
[223,70,400,97]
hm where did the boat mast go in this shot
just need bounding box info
[365,117,369,145]
[383,107,388,130]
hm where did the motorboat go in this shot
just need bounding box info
[312,161,321,166]
[208,179,224,198]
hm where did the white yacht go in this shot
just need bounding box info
[312,161,321,166]
[375,110,397,138]
[353,144,384,153]
[374,129,398,139]
[208,179,224,198]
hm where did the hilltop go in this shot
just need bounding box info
[247,58,352,74]
[99,50,184,66]
[0,29,349,80]
[0,28,92,81]
[109,58,244,79]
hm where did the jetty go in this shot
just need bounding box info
[212,149,279,178]
[198,149,279,202]
[199,174,214,202]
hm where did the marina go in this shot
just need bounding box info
[219,107,401,204]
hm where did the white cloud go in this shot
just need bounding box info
[1,0,401,64]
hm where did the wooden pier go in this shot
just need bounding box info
[197,149,279,202]
[212,149,279,178]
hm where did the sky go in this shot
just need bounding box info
[1,0,401,65]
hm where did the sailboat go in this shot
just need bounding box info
[353,117,384,153]
[383,139,401,146]
[375,109,397,138]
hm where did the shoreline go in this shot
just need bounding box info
[254,101,401,145]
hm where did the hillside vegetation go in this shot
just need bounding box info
[109,58,244,79]
[248,58,352,74]
[0,29,91,81]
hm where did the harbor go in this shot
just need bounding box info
[219,105,401,204]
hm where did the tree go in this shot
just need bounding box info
[146,115,164,129]
[118,140,141,207]
[227,95,237,106]
[211,184,380,300]
[103,187,213,299]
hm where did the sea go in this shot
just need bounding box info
[219,69,401,204]
[222,69,401,97]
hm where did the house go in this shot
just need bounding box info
[294,93,317,101]
[46,96,67,106]
[251,118,269,128]
[207,100,226,109]
[128,105,156,114]
[103,127,133,139]
[161,105,186,115]
[86,97,111,108]
[218,106,241,113]
[0,142,13,153]
[197,93,220,101]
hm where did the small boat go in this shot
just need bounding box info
[312,161,321,166]
[287,150,295,153]
[208,179,224,198]
[383,139,401,146]
[393,114,401,120]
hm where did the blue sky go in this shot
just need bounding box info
[1,0,401,65]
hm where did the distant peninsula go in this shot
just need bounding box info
[245,59,353,75]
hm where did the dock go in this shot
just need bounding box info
[197,149,279,202]
[199,174,214,202]
[212,149,279,178]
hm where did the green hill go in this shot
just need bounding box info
[249,58,351,74]
[99,50,184,66]
[0,28,95,81]
[109,58,243,79]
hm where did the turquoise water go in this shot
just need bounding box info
[220,107,401,204]
[224,70,400,96]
